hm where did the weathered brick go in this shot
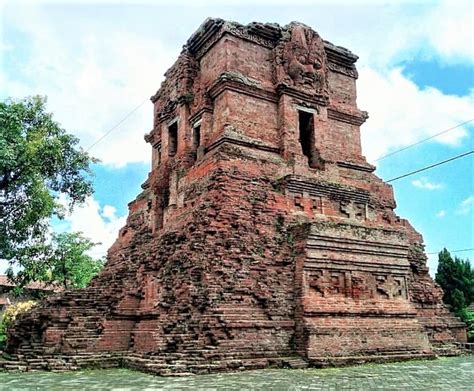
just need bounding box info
[4,18,466,375]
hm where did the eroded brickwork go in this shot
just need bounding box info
[4,18,466,374]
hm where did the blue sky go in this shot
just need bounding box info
[1,0,473,275]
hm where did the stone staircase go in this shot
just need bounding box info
[61,312,104,350]
[431,342,469,357]
[1,350,308,375]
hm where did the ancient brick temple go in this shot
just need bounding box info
[4,19,466,374]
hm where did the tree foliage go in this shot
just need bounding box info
[0,96,96,262]
[49,232,104,289]
[458,308,474,342]
[7,232,104,290]
[435,248,474,312]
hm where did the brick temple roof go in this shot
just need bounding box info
[0,275,62,292]
[0,297,11,305]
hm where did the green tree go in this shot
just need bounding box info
[49,232,104,289]
[0,96,96,265]
[7,232,104,289]
[451,289,467,311]
[435,248,474,312]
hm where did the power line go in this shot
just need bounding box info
[374,118,474,162]
[427,248,474,255]
[86,98,149,152]
[84,103,473,159]
[386,150,474,183]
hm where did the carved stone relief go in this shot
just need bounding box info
[376,275,406,299]
[308,270,345,297]
[353,202,366,220]
[340,200,351,218]
[294,194,304,210]
[307,270,407,300]
[274,24,328,96]
[311,196,323,214]
[339,200,370,221]
[351,271,376,300]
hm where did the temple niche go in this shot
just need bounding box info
[4,18,466,375]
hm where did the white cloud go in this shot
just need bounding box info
[423,0,474,64]
[0,196,126,273]
[358,67,473,162]
[427,253,438,277]
[436,210,446,218]
[1,4,176,167]
[301,0,474,69]
[456,195,474,215]
[56,197,127,258]
[359,0,474,69]
[411,177,444,191]
[102,205,118,220]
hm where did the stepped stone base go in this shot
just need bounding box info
[3,349,472,375]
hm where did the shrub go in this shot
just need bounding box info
[457,308,474,343]
[0,301,36,349]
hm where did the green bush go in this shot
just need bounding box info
[0,301,36,349]
[457,308,474,343]
[0,328,5,349]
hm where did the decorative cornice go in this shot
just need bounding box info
[327,107,368,126]
[194,29,224,60]
[154,99,178,124]
[336,161,375,173]
[205,135,280,155]
[324,40,358,63]
[276,84,329,106]
[306,241,407,258]
[325,40,359,78]
[144,132,153,143]
[208,76,278,103]
[186,19,359,78]
[310,220,406,244]
[280,175,371,204]
[141,178,150,190]
[224,25,276,49]
[303,310,416,318]
[305,257,410,272]
[187,18,280,59]
[188,107,213,125]
[144,131,162,147]
[186,18,225,56]
[328,62,358,78]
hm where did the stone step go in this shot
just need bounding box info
[432,344,466,356]
[309,352,436,367]
[279,356,309,369]
[2,363,28,371]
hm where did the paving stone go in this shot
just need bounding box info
[1,356,472,390]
